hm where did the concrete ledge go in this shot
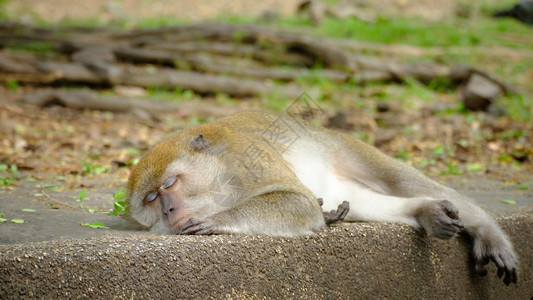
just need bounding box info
[1,210,532,299]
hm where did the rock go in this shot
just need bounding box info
[327,109,348,129]
[297,0,376,24]
[460,74,503,111]
[376,102,390,113]
[493,0,533,25]
[326,2,376,23]
[487,105,508,117]
[297,0,326,24]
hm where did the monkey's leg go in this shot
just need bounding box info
[339,166,517,284]
[178,191,325,237]
[330,174,517,284]
[325,136,518,284]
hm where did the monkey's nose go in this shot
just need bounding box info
[164,207,174,216]
[160,195,177,217]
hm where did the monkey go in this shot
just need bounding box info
[127,111,518,285]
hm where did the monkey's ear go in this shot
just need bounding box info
[190,134,209,151]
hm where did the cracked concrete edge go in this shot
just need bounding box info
[1,209,532,299]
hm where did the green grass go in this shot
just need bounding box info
[0,0,9,19]
[4,5,531,51]
[501,94,532,122]
[134,17,189,29]
[218,13,532,50]
[321,17,483,47]
[4,41,53,53]
[144,86,197,102]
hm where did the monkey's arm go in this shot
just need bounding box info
[179,191,325,237]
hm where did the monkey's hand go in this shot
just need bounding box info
[471,225,518,285]
[414,199,465,239]
[322,201,350,226]
[178,218,220,235]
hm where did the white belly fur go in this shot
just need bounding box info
[283,140,418,226]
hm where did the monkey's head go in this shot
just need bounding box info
[127,132,226,234]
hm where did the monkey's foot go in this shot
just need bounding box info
[414,199,464,239]
[471,226,518,285]
[178,218,219,235]
[323,201,350,226]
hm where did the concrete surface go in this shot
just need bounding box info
[1,176,532,245]
[1,210,532,299]
[1,176,533,298]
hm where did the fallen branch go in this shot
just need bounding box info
[1,52,303,98]
[141,41,315,67]
[117,65,302,98]
[334,39,533,60]
[114,47,349,82]
[18,89,239,118]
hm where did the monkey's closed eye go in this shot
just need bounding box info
[162,177,177,189]
[146,192,158,203]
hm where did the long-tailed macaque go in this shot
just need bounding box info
[127,111,517,285]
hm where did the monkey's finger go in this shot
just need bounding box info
[451,218,464,229]
[180,217,199,229]
[497,267,505,279]
[181,224,204,234]
[491,255,505,278]
[317,198,324,207]
[435,228,458,239]
[181,218,218,235]
[338,209,349,220]
[179,218,205,235]
[441,200,459,219]
[195,227,216,235]
[493,254,517,285]
[475,264,488,276]
[482,256,490,265]
[338,201,350,219]
[442,219,463,232]
[503,269,515,286]
[474,258,489,276]
[507,269,517,285]
[330,202,349,219]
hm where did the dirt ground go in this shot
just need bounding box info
[4,0,301,23]
[3,0,466,23]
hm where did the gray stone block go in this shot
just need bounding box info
[1,209,532,299]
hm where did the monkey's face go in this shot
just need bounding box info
[127,136,227,234]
